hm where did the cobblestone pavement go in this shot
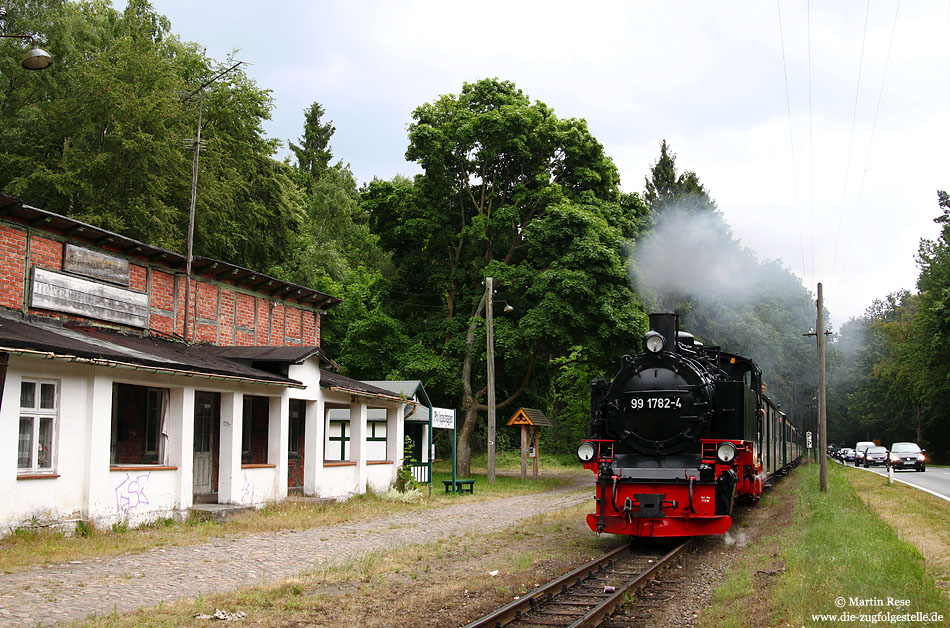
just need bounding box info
[0,480,593,627]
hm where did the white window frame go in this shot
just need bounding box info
[325,406,351,462]
[18,378,59,475]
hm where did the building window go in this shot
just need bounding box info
[111,384,167,465]
[325,407,350,462]
[18,379,58,473]
[241,395,269,464]
[367,408,388,461]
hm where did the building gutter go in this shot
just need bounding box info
[0,346,303,388]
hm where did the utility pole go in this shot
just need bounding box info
[486,277,496,484]
[817,283,828,492]
[804,283,829,491]
[183,60,244,344]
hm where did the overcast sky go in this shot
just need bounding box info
[134,0,950,329]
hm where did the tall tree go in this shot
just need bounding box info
[366,79,646,475]
[644,139,717,216]
[288,102,335,192]
[280,101,389,355]
[0,0,303,274]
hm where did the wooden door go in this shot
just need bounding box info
[193,392,217,496]
[287,399,305,490]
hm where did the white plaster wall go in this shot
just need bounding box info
[234,466,279,506]
[106,468,178,527]
[0,354,303,534]
[314,464,360,500]
[2,358,90,532]
[366,463,398,494]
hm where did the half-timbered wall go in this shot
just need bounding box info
[0,220,320,347]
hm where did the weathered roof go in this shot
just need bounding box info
[207,345,340,370]
[506,407,552,428]
[362,380,423,400]
[0,310,300,387]
[320,370,409,403]
[363,380,431,421]
[0,194,341,310]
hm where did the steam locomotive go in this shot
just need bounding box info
[578,312,802,537]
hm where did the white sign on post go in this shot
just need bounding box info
[432,407,455,430]
[806,431,813,448]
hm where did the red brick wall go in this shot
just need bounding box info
[0,222,324,348]
[270,302,285,346]
[219,289,235,344]
[235,291,255,346]
[286,307,301,345]
[130,265,147,292]
[302,311,316,345]
[30,236,62,271]
[0,226,26,309]
[256,299,270,346]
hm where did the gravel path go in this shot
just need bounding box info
[0,481,592,627]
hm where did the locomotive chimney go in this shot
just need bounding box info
[648,312,679,352]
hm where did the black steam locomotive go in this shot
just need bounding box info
[578,312,802,537]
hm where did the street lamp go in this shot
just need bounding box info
[0,7,53,70]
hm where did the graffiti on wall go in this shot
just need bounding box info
[241,472,252,503]
[115,472,151,514]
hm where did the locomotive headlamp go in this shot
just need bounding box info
[716,442,737,464]
[643,331,665,353]
[577,441,596,462]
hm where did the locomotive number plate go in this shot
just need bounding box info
[630,396,683,410]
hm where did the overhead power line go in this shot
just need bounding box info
[834,0,901,314]
[830,0,871,297]
[776,0,808,285]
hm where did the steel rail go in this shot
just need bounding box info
[462,540,689,628]
[566,540,689,628]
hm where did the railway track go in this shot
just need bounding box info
[461,539,690,628]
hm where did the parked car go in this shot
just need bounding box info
[840,448,855,463]
[888,442,927,472]
[854,441,876,466]
[863,446,888,467]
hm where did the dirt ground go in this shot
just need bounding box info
[217,472,803,628]
[69,470,805,628]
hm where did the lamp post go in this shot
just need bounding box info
[0,7,53,70]
[484,277,514,485]
[486,277,496,484]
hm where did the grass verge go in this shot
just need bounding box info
[703,462,950,627]
[845,466,950,595]
[1,467,586,574]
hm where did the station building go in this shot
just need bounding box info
[0,193,412,533]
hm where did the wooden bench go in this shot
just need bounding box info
[442,479,476,494]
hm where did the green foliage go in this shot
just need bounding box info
[0,0,304,274]
[393,436,419,493]
[74,519,92,537]
[830,190,950,461]
[362,78,647,474]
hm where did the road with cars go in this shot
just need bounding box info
[837,458,950,501]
